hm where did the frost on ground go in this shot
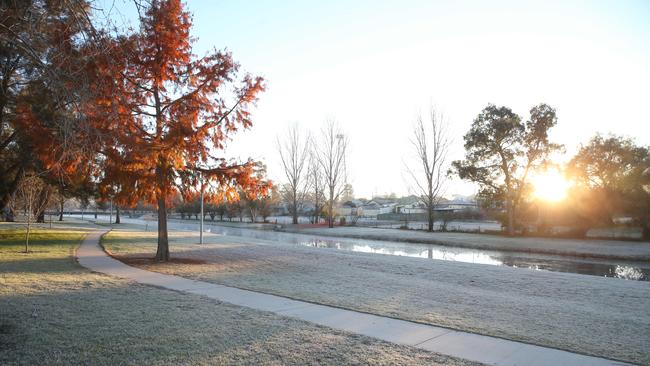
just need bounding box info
[0,225,481,366]
[103,228,650,365]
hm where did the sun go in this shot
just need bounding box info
[532,169,571,202]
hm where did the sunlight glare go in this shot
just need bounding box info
[532,169,571,202]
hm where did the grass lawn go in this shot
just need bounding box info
[0,223,479,366]
[102,227,650,365]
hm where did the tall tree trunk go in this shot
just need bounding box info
[115,206,120,224]
[506,197,515,236]
[292,195,298,224]
[35,186,49,223]
[328,200,334,228]
[25,201,32,253]
[155,196,169,261]
[427,206,434,232]
[0,165,23,219]
[58,198,64,221]
[25,221,31,253]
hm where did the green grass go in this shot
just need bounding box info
[0,228,86,271]
[0,224,479,366]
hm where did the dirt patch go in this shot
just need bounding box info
[102,244,208,266]
[115,255,207,266]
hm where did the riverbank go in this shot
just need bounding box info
[169,217,276,230]
[103,227,650,365]
[161,216,650,261]
[277,225,650,261]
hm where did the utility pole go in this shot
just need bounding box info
[199,174,204,244]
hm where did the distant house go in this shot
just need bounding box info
[394,199,478,214]
[373,197,396,205]
[361,201,381,217]
[275,202,290,216]
[396,195,420,205]
[336,199,395,218]
[337,200,363,216]
[302,202,316,213]
[395,202,427,214]
[336,196,481,219]
[379,202,396,214]
[434,199,479,212]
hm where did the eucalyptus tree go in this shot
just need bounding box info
[452,104,561,235]
[568,134,650,237]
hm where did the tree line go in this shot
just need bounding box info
[174,185,279,223]
[277,104,649,239]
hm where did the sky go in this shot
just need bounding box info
[98,0,650,198]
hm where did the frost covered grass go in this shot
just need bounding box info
[0,224,478,366]
[103,227,650,365]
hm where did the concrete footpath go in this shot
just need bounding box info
[76,231,630,366]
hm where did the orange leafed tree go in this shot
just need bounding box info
[86,0,268,261]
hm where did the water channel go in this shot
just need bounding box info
[90,215,650,281]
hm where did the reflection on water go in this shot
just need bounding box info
[302,239,649,281]
[305,240,503,266]
[613,266,645,281]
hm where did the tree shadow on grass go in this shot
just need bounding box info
[0,257,84,274]
[0,321,21,354]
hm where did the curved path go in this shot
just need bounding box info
[77,230,630,366]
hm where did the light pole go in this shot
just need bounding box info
[642,167,650,239]
[199,174,204,244]
[336,133,347,227]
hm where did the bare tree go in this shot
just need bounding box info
[316,120,348,228]
[406,108,451,232]
[277,124,310,224]
[8,174,55,252]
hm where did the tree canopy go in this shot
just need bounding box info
[0,0,96,217]
[567,134,650,237]
[452,104,562,235]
